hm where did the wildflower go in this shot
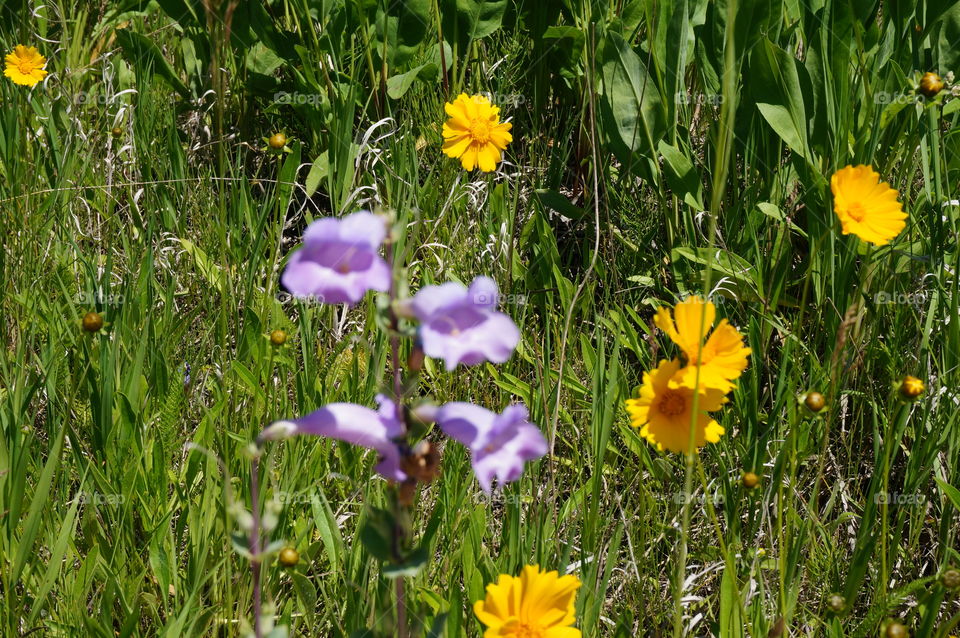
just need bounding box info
[830,165,907,246]
[941,568,960,589]
[278,547,299,567]
[899,375,924,400]
[4,45,47,86]
[269,329,287,346]
[919,72,944,98]
[82,311,104,333]
[625,359,726,453]
[742,471,760,489]
[264,395,406,481]
[431,402,546,493]
[281,211,391,306]
[442,93,513,172]
[884,620,909,638]
[654,296,751,393]
[410,276,520,371]
[804,391,826,412]
[827,594,846,614]
[474,565,581,638]
[268,132,287,150]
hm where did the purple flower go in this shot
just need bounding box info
[433,402,547,493]
[263,395,407,481]
[410,276,520,371]
[281,211,391,305]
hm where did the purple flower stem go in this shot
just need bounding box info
[250,454,263,638]
[385,233,409,638]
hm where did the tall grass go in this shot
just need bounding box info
[1,0,959,636]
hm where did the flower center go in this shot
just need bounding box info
[847,202,867,222]
[658,390,686,417]
[18,60,34,74]
[469,118,492,144]
[506,623,543,638]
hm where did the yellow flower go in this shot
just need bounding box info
[830,165,907,246]
[625,358,727,454]
[899,375,924,400]
[654,296,751,393]
[473,565,581,638]
[442,93,513,172]
[4,45,47,87]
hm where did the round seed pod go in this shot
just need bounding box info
[885,620,909,638]
[899,376,924,401]
[111,127,123,138]
[268,133,287,149]
[278,547,299,568]
[82,312,104,333]
[269,329,287,346]
[827,594,846,614]
[941,568,960,589]
[804,391,826,412]
[919,72,944,98]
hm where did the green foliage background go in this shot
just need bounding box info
[1,0,960,636]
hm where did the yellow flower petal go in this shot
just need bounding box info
[440,93,512,171]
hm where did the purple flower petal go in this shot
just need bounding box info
[434,401,547,493]
[281,211,391,306]
[265,395,406,481]
[411,276,520,370]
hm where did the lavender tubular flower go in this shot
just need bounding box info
[434,402,547,493]
[265,395,407,481]
[411,276,520,370]
[280,211,391,305]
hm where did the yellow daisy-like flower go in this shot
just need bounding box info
[442,93,513,172]
[654,296,751,393]
[4,45,47,87]
[473,565,581,638]
[830,165,907,246]
[625,358,727,454]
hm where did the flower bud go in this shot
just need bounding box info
[919,72,944,98]
[827,594,846,614]
[899,376,924,401]
[258,420,297,443]
[742,471,760,489]
[111,126,123,138]
[400,440,441,483]
[268,132,287,149]
[82,311,103,333]
[804,391,826,412]
[269,329,287,346]
[278,547,299,567]
[884,620,908,638]
[942,568,960,589]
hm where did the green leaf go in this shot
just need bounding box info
[386,63,438,99]
[598,32,666,166]
[114,28,190,98]
[359,507,396,562]
[749,38,812,163]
